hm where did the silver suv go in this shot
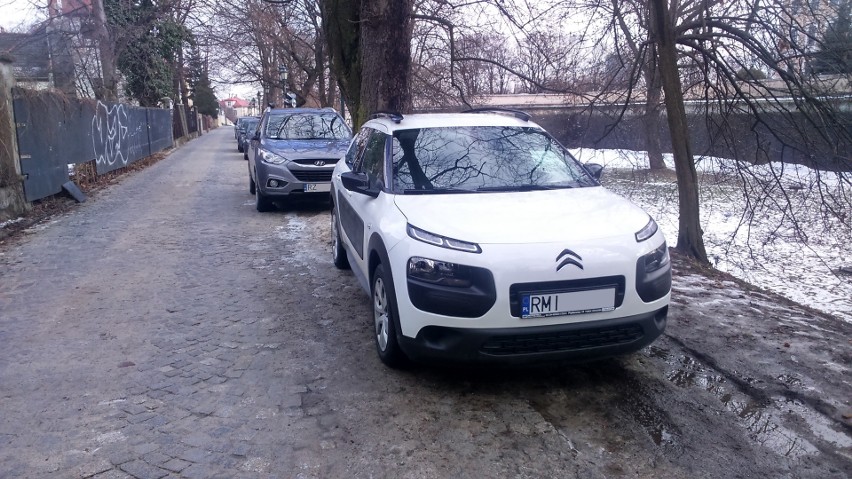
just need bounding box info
[248,108,351,212]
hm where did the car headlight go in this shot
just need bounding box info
[642,242,670,273]
[259,149,287,165]
[407,224,481,253]
[408,257,473,287]
[635,217,659,242]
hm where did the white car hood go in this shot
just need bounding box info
[393,187,652,244]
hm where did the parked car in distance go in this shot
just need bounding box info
[238,117,260,158]
[330,110,671,368]
[234,116,257,142]
[248,108,351,212]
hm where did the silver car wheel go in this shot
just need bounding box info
[373,276,389,352]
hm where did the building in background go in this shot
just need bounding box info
[219,97,252,123]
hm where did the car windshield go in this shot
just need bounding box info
[265,113,350,140]
[391,126,596,193]
[243,119,259,133]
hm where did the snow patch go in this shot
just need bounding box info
[571,148,852,322]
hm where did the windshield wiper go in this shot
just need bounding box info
[476,184,564,192]
[402,187,477,195]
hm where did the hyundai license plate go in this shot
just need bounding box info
[521,288,616,318]
[303,183,331,192]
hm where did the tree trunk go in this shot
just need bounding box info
[357,0,414,126]
[320,0,414,128]
[92,0,117,101]
[649,0,709,263]
[643,44,666,170]
[320,0,361,123]
[177,47,189,106]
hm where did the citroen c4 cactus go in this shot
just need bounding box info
[330,110,671,367]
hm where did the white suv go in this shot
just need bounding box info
[330,110,671,367]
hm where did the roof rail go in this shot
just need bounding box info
[463,108,530,122]
[370,111,404,123]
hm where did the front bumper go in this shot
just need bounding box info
[398,306,668,364]
[255,161,335,198]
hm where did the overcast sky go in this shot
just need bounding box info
[0,0,43,31]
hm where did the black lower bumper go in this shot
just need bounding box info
[398,306,668,365]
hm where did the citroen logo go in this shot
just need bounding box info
[314,160,327,166]
[556,249,583,271]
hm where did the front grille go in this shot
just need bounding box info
[290,170,333,182]
[480,324,644,355]
[509,276,626,317]
[291,158,341,165]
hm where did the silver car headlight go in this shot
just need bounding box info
[407,257,473,287]
[259,150,287,165]
[642,242,670,273]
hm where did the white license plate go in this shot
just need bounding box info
[521,288,616,318]
[303,183,331,192]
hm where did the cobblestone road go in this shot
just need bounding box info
[1,129,849,478]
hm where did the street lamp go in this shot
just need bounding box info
[256,91,262,114]
[278,65,288,107]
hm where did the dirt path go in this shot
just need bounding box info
[0,128,849,478]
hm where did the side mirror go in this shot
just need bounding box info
[341,172,380,198]
[252,131,260,141]
[585,162,604,181]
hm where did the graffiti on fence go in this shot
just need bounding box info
[92,101,129,167]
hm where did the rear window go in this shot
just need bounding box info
[243,119,259,132]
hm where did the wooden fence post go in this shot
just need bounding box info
[0,60,29,222]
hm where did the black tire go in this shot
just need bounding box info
[255,186,274,212]
[249,175,256,195]
[244,151,249,161]
[331,207,350,269]
[238,143,244,153]
[371,264,408,368]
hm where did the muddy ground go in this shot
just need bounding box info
[0,128,849,478]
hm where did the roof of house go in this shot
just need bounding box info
[220,97,251,108]
[0,32,51,81]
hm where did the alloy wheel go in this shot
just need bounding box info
[373,277,389,351]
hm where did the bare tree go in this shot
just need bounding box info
[320,0,415,127]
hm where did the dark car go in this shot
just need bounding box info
[248,108,351,212]
[238,118,260,159]
[234,116,257,144]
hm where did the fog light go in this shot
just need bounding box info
[268,179,280,187]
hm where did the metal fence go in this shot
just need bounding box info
[528,103,852,172]
[12,88,174,201]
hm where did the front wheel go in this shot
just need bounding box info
[255,186,274,212]
[372,264,408,368]
[331,207,350,269]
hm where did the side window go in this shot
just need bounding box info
[360,131,387,187]
[345,128,371,167]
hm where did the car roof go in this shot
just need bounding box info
[265,108,340,115]
[362,111,542,133]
